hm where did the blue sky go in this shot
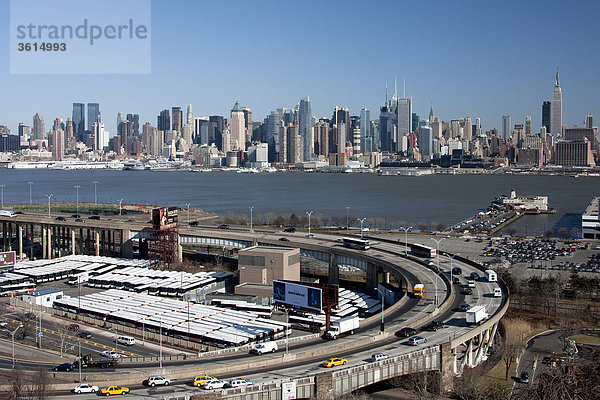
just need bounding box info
[1,0,599,136]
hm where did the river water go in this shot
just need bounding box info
[0,170,595,236]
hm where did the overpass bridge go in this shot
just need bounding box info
[0,214,509,398]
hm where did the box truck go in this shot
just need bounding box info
[466,306,489,325]
[324,316,359,339]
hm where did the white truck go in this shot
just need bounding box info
[324,316,359,340]
[466,306,489,325]
[67,271,89,285]
[485,269,497,282]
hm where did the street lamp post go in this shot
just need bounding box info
[74,185,81,214]
[159,316,163,369]
[2,325,23,368]
[249,206,254,233]
[358,218,366,239]
[185,203,191,223]
[430,237,445,310]
[306,211,313,237]
[400,226,413,256]
[375,287,385,332]
[45,194,53,217]
[78,339,82,382]
[346,206,350,230]
[118,199,123,216]
[28,181,33,205]
[93,181,99,205]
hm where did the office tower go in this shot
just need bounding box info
[117,112,124,132]
[242,107,253,146]
[551,69,562,138]
[126,113,140,135]
[464,117,472,141]
[526,115,532,135]
[360,108,370,153]
[209,115,224,149]
[87,103,100,130]
[194,117,210,145]
[585,113,593,129]
[412,113,419,133]
[32,113,45,141]
[282,109,295,126]
[313,119,329,156]
[186,104,193,125]
[429,105,434,123]
[182,124,193,148]
[51,118,64,160]
[370,120,379,152]
[265,111,281,162]
[230,101,245,151]
[143,123,162,156]
[158,109,170,133]
[417,122,433,160]
[502,115,511,141]
[72,103,85,140]
[18,123,30,140]
[379,104,395,152]
[65,118,74,142]
[542,101,551,134]
[396,97,412,136]
[92,122,107,151]
[171,106,182,132]
[331,106,350,153]
[299,97,312,161]
[451,120,461,138]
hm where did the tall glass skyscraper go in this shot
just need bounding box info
[87,103,100,130]
[542,101,551,135]
[396,98,412,136]
[72,103,85,140]
[360,108,370,153]
[299,97,312,161]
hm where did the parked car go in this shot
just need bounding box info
[407,336,427,346]
[73,384,99,394]
[189,221,199,226]
[370,353,389,362]
[146,376,171,387]
[225,378,253,388]
[78,331,92,339]
[202,379,226,390]
[322,357,347,367]
[396,327,417,338]
[193,376,216,387]
[100,386,129,396]
[53,363,75,372]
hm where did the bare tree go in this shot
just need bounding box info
[418,222,427,232]
[54,323,76,358]
[435,222,446,232]
[557,227,569,239]
[389,371,439,400]
[544,228,555,238]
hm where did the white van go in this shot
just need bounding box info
[493,288,502,297]
[485,269,497,282]
[249,341,278,355]
[116,335,135,346]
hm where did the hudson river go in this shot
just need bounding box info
[0,170,595,236]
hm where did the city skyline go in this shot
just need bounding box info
[1,1,599,135]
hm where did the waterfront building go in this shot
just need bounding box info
[230,101,245,151]
[582,197,600,239]
[246,143,269,169]
[87,103,100,131]
[32,113,45,141]
[553,139,594,167]
[72,103,85,140]
[551,70,562,139]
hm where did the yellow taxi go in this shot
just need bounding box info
[322,357,348,368]
[193,376,217,387]
[100,386,130,396]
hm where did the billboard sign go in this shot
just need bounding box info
[0,251,16,268]
[273,280,322,313]
[152,207,178,230]
[281,381,296,400]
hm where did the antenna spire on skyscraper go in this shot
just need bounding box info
[556,66,560,86]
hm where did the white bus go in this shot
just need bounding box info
[0,210,17,217]
[342,237,370,250]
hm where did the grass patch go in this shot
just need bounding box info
[568,332,600,345]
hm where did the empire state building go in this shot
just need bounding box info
[551,69,562,138]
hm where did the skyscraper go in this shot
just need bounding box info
[525,115,532,135]
[157,109,170,133]
[92,122,107,151]
[542,101,551,134]
[126,113,140,135]
[299,97,312,161]
[585,113,593,129]
[72,103,85,140]
[551,69,562,138]
[502,115,511,141]
[186,104,193,125]
[117,112,124,134]
[87,103,100,130]
[172,107,182,132]
[32,113,45,141]
[359,108,370,153]
[242,107,253,146]
[230,101,245,151]
[396,97,412,136]
[417,122,433,160]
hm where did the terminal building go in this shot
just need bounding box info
[495,189,550,213]
[582,197,600,239]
